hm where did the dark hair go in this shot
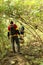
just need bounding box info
[10,21,13,24]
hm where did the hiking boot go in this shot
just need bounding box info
[18,51,22,54]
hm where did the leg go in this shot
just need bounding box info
[11,37,16,53]
[16,36,20,52]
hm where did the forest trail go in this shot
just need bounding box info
[0,41,43,65]
[0,51,28,65]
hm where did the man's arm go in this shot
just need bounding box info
[8,26,10,38]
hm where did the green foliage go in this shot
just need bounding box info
[0,0,43,60]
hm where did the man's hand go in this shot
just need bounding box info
[8,32,10,39]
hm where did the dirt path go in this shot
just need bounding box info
[0,51,27,65]
[0,41,43,65]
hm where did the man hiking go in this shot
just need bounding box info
[19,25,25,43]
[8,21,20,53]
[20,25,24,35]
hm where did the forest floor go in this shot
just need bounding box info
[0,41,43,65]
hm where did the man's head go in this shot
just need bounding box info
[10,21,13,24]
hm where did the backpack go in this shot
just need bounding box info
[10,25,16,35]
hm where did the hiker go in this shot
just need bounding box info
[19,25,25,43]
[20,25,24,35]
[8,21,20,53]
